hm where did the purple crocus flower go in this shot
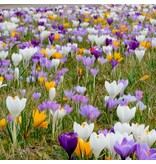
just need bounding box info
[92,49,103,59]
[82,56,95,69]
[118,79,129,96]
[64,104,73,114]
[114,137,136,160]
[32,92,41,100]
[135,90,143,101]
[110,60,118,68]
[20,89,26,97]
[136,101,147,111]
[31,40,40,47]
[107,18,113,25]
[58,132,78,159]
[128,39,139,50]
[90,68,99,76]
[48,33,54,44]
[74,86,86,94]
[105,38,112,46]
[7,114,13,123]
[104,97,118,110]
[136,143,156,160]
[64,90,75,99]
[79,104,100,122]
[98,129,109,136]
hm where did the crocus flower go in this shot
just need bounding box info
[135,48,146,62]
[114,137,136,160]
[117,105,136,123]
[104,97,118,110]
[136,101,147,111]
[106,132,133,159]
[73,122,94,141]
[79,104,100,122]
[20,89,26,97]
[82,56,95,69]
[64,90,75,99]
[105,81,123,99]
[114,122,132,135]
[107,18,113,25]
[90,68,99,76]
[74,138,92,159]
[92,49,102,59]
[136,143,156,160]
[0,118,6,131]
[74,86,86,94]
[11,53,22,67]
[32,92,41,100]
[33,109,49,128]
[118,79,128,96]
[6,96,27,121]
[49,87,56,101]
[90,132,107,159]
[0,78,7,88]
[58,132,78,159]
[135,90,143,101]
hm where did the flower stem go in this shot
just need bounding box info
[12,121,17,147]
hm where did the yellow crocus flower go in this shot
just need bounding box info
[54,33,60,40]
[74,138,92,159]
[106,55,113,61]
[113,41,120,47]
[114,52,121,60]
[45,81,55,91]
[0,118,6,131]
[0,76,4,82]
[52,52,63,59]
[63,23,70,28]
[38,77,45,84]
[33,109,49,128]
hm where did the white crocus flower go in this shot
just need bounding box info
[19,47,37,64]
[50,106,66,122]
[46,48,56,58]
[117,105,136,123]
[141,129,156,147]
[49,87,56,101]
[14,67,19,81]
[40,30,51,39]
[150,19,156,26]
[90,132,107,159]
[114,122,132,135]
[38,26,45,32]
[151,38,156,47]
[0,80,7,88]
[72,20,79,27]
[103,45,112,55]
[80,22,89,28]
[135,48,146,62]
[6,96,27,120]
[138,15,145,23]
[61,46,71,57]
[51,59,60,70]
[136,35,145,43]
[11,17,20,23]
[0,51,8,60]
[105,81,123,99]
[88,34,95,45]
[95,35,106,47]
[74,122,94,141]
[12,53,22,67]
[131,123,149,141]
